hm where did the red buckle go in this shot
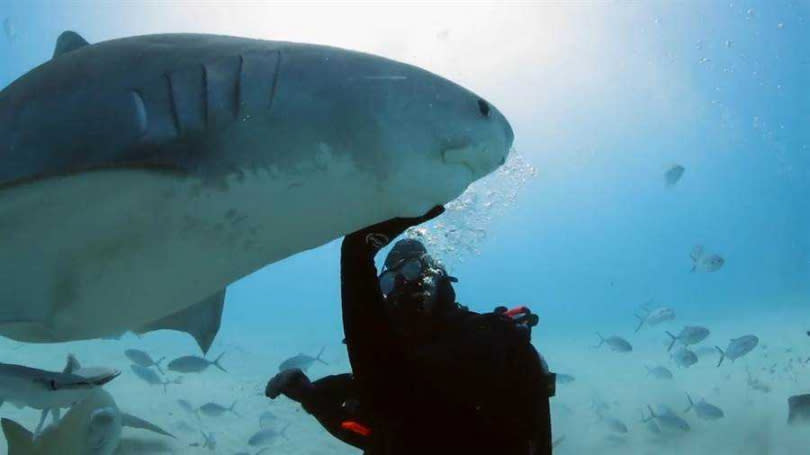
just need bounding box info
[341,420,372,437]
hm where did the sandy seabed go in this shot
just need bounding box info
[2,304,810,454]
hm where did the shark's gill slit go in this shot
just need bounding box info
[130,90,147,137]
[164,73,181,136]
[234,54,244,118]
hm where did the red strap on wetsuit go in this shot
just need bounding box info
[341,420,372,437]
[504,306,529,318]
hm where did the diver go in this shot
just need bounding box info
[266,206,555,454]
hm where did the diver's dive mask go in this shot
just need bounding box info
[378,254,457,298]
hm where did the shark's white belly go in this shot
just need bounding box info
[0,157,382,342]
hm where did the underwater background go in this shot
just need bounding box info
[0,1,808,453]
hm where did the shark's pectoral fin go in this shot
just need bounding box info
[2,418,35,455]
[53,31,89,58]
[134,290,226,354]
[121,412,175,439]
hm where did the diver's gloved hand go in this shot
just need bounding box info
[346,205,445,253]
[265,368,314,404]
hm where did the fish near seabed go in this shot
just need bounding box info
[666,326,710,351]
[635,306,675,332]
[595,333,632,352]
[788,394,810,425]
[278,347,328,372]
[0,31,513,354]
[124,349,165,374]
[168,353,227,373]
[716,335,759,366]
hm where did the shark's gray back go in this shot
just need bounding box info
[0,34,340,186]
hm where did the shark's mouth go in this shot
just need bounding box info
[441,145,480,179]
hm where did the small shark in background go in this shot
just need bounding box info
[0,355,120,435]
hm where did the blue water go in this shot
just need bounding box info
[0,1,808,454]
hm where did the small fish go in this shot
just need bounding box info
[635,306,675,332]
[124,349,165,374]
[671,348,698,368]
[601,416,628,434]
[279,347,328,372]
[555,373,575,385]
[665,164,685,186]
[666,326,710,351]
[197,401,239,418]
[3,17,16,43]
[645,405,690,432]
[259,410,278,428]
[646,365,673,379]
[640,409,662,435]
[690,245,724,272]
[197,431,216,451]
[684,394,724,420]
[129,364,181,392]
[788,394,810,425]
[552,435,566,448]
[177,399,196,414]
[168,353,226,373]
[716,335,759,366]
[248,423,290,447]
[595,333,632,352]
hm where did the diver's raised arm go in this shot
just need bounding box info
[340,207,444,383]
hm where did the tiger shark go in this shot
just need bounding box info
[0,31,513,352]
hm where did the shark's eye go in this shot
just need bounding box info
[477,99,491,118]
[49,379,58,390]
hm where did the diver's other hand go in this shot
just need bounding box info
[347,206,445,252]
[265,368,313,403]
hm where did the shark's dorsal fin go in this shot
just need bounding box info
[1,418,35,455]
[53,31,89,59]
[121,412,175,439]
[134,290,226,354]
[63,353,81,374]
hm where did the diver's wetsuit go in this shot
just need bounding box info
[335,232,554,454]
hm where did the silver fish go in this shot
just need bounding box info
[635,306,675,332]
[684,394,724,420]
[129,364,181,392]
[248,423,290,447]
[278,347,328,372]
[601,416,628,434]
[716,335,759,366]
[168,353,226,373]
[665,164,685,186]
[2,17,16,43]
[177,399,195,414]
[690,245,725,272]
[555,373,575,385]
[124,349,165,374]
[671,348,698,368]
[595,333,632,352]
[645,365,673,379]
[197,401,239,418]
[259,410,278,429]
[645,405,690,432]
[666,326,710,351]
